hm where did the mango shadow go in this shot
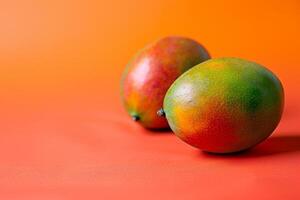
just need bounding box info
[199,134,300,158]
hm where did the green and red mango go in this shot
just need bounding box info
[162,57,284,153]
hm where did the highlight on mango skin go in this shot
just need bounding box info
[120,36,210,129]
[160,57,284,153]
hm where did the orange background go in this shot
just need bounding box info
[0,0,300,199]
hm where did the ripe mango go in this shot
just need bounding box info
[121,36,210,129]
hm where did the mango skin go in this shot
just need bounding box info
[163,57,284,153]
[121,36,210,129]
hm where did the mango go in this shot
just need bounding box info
[121,36,210,129]
[161,57,284,153]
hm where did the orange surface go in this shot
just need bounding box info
[0,0,300,199]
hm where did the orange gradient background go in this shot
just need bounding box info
[0,0,299,199]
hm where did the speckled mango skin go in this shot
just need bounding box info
[164,57,284,153]
[121,36,210,129]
